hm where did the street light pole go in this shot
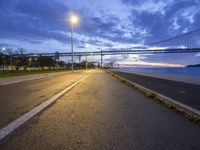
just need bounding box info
[71,22,74,72]
[85,43,89,70]
[86,48,88,70]
[69,14,78,72]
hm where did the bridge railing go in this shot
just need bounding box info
[0,48,199,58]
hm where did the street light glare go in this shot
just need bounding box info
[85,43,90,48]
[70,15,79,24]
[1,47,6,51]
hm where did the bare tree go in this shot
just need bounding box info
[17,48,26,55]
[6,48,14,70]
[16,48,28,71]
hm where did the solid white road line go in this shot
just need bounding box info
[0,73,92,141]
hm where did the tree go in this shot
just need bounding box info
[0,52,3,66]
[58,61,66,69]
[0,56,4,70]
[38,56,56,69]
[16,48,28,70]
[3,55,10,70]
[31,57,40,69]
[5,48,14,70]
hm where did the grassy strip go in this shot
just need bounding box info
[0,69,72,78]
[105,70,200,125]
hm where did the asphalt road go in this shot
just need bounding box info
[0,70,89,128]
[1,70,200,150]
[113,70,200,110]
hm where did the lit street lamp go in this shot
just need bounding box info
[1,47,6,51]
[69,14,79,72]
[0,47,13,71]
[0,48,5,71]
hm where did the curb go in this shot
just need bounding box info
[106,70,200,124]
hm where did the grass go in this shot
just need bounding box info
[146,92,156,98]
[0,69,71,78]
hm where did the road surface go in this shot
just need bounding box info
[113,70,200,110]
[0,70,89,128]
[1,70,200,150]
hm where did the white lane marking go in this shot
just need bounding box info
[0,73,92,141]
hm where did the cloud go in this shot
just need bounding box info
[0,0,70,43]
[121,0,174,14]
[0,43,19,48]
[116,53,185,67]
[0,0,200,66]
[0,0,149,49]
[121,0,200,44]
[170,17,181,30]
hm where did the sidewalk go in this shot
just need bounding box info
[0,71,70,86]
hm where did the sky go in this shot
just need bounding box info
[0,0,200,67]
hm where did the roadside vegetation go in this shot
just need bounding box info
[0,48,97,78]
[0,70,71,78]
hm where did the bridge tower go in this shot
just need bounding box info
[100,50,103,68]
[78,55,81,69]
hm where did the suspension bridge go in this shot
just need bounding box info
[1,27,200,66]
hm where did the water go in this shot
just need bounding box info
[115,67,200,77]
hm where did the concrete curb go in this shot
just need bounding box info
[106,70,200,124]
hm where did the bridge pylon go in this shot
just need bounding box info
[100,50,103,68]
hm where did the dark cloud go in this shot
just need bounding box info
[1,0,200,46]
[0,0,141,48]
[0,43,19,48]
[0,0,70,43]
[121,0,200,44]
